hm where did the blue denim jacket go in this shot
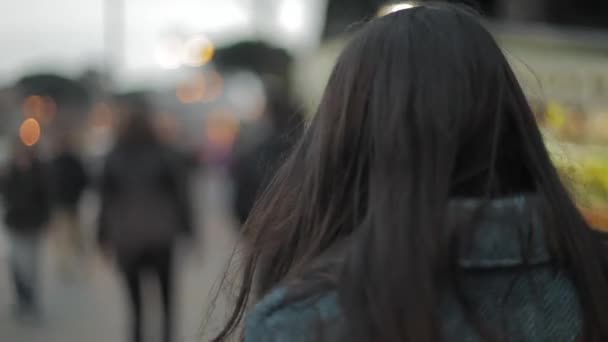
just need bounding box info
[245,196,583,341]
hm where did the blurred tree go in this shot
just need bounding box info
[16,74,90,110]
[16,74,92,133]
[214,41,292,77]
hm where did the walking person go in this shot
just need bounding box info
[49,135,89,275]
[213,3,608,342]
[1,143,51,321]
[231,83,302,227]
[98,96,193,342]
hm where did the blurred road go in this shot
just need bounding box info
[0,169,239,342]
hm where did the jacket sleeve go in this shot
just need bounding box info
[244,289,340,342]
[245,289,298,342]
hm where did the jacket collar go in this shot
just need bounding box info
[448,194,551,269]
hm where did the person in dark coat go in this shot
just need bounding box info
[98,98,193,342]
[231,83,303,225]
[49,136,89,272]
[1,143,51,319]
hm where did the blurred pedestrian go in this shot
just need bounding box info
[231,81,302,226]
[1,142,50,321]
[98,96,193,342]
[213,4,608,342]
[49,135,89,275]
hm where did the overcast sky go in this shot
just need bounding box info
[0,0,326,86]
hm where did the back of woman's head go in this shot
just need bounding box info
[215,3,608,341]
[115,93,159,148]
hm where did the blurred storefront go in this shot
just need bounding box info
[503,25,608,228]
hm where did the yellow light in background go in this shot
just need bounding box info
[377,2,418,16]
[20,118,41,146]
[546,101,567,130]
[182,36,215,67]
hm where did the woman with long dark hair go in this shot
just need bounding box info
[213,3,608,341]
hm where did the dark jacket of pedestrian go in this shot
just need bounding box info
[2,148,51,235]
[231,95,302,225]
[49,151,88,209]
[232,133,293,224]
[97,115,193,262]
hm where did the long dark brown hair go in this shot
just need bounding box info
[213,3,608,341]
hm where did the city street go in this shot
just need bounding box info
[0,170,239,342]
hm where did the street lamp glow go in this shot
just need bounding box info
[181,35,215,67]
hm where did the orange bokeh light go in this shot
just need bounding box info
[176,71,224,104]
[182,36,215,67]
[20,118,42,146]
[177,75,207,104]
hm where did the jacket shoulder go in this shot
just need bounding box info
[245,288,340,342]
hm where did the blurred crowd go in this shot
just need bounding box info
[0,38,303,342]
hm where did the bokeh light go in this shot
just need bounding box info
[182,35,215,67]
[176,71,224,104]
[176,74,207,104]
[155,36,183,69]
[19,118,41,146]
